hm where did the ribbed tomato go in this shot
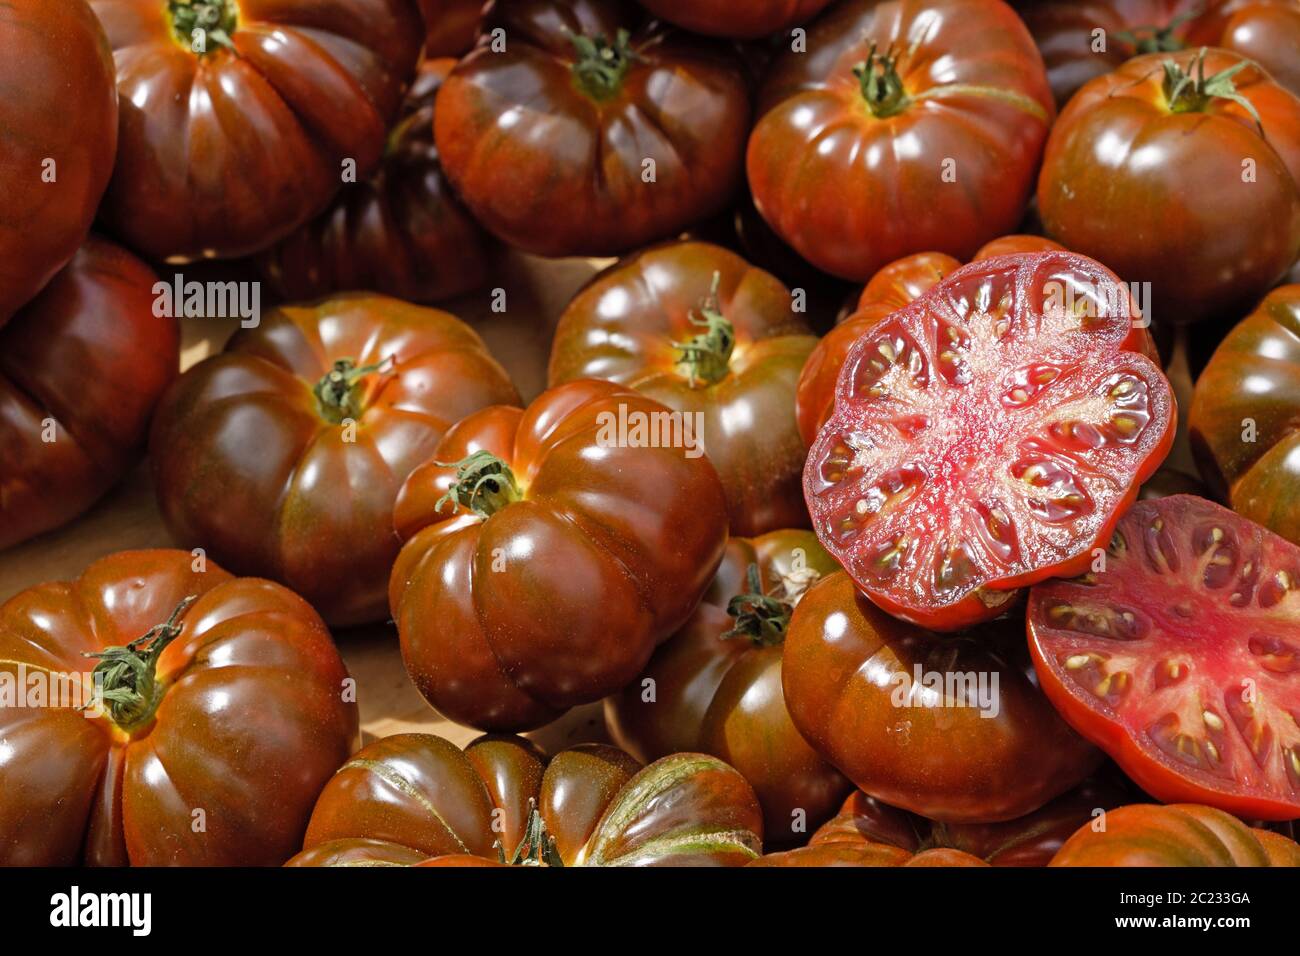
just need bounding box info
[150,295,518,627]
[1029,495,1300,821]
[606,530,851,840]
[635,0,834,38]
[90,0,422,261]
[804,252,1174,630]
[549,241,818,535]
[0,550,358,865]
[747,0,1054,281]
[286,733,763,866]
[0,238,177,550]
[1050,803,1300,866]
[390,381,729,731]
[783,571,1102,822]
[1190,285,1300,545]
[257,58,491,305]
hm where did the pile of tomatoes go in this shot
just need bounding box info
[1,0,1299,870]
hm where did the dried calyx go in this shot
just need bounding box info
[434,450,521,519]
[722,564,800,647]
[169,0,237,52]
[570,28,638,101]
[313,357,392,425]
[84,596,198,732]
[495,799,564,867]
[675,272,736,387]
[854,45,911,119]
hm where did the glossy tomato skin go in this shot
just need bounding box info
[747,0,1054,282]
[257,58,492,305]
[1038,49,1300,325]
[804,252,1174,630]
[287,733,764,866]
[636,0,834,38]
[390,381,729,731]
[753,778,1128,866]
[795,236,1067,445]
[1190,285,1300,544]
[549,242,818,535]
[420,0,484,56]
[0,238,177,550]
[1051,803,1300,866]
[1017,0,1300,105]
[1029,495,1300,821]
[607,530,850,840]
[90,0,422,262]
[0,550,359,866]
[783,571,1102,822]
[150,295,518,627]
[0,0,117,325]
[434,0,750,257]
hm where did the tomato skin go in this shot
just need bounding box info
[0,0,117,325]
[783,572,1101,823]
[419,0,483,56]
[287,734,764,866]
[1016,0,1300,105]
[257,59,492,305]
[549,242,818,535]
[606,530,850,840]
[390,381,729,731]
[0,238,178,550]
[1038,49,1300,325]
[89,0,422,262]
[1029,495,1300,821]
[150,295,518,627]
[1050,803,1300,866]
[434,0,750,258]
[747,0,1054,282]
[796,236,1068,446]
[752,778,1127,866]
[0,550,359,866]
[1190,285,1300,545]
[636,0,834,38]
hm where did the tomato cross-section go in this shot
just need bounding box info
[803,252,1174,630]
[1029,495,1300,821]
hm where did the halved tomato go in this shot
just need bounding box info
[804,251,1174,630]
[1029,494,1300,821]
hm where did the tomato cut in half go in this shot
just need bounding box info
[1029,495,1300,821]
[804,251,1174,630]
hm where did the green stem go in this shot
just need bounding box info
[313,357,391,425]
[495,799,564,867]
[83,597,197,732]
[434,450,521,519]
[674,272,735,387]
[1115,5,1202,54]
[168,0,238,52]
[1161,48,1263,132]
[569,28,637,102]
[721,565,796,647]
[853,44,911,119]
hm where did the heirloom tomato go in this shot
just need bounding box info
[783,571,1101,822]
[1029,495,1300,821]
[90,0,422,262]
[390,381,729,731]
[150,295,518,627]
[1038,49,1300,325]
[287,733,763,866]
[0,238,177,550]
[1017,0,1300,105]
[606,530,850,840]
[258,58,491,305]
[1051,803,1300,866]
[804,252,1173,630]
[0,550,358,866]
[747,0,1054,282]
[752,779,1128,866]
[635,0,834,38]
[419,0,483,56]
[549,242,818,535]
[1190,285,1300,545]
[0,0,117,325]
[433,0,750,257]
[796,236,1066,445]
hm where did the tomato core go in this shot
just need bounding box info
[570,28,636,103]
[168,0,238,53]
[85,596,196,734]
[673,272,736,387]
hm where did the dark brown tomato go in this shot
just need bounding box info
[420,0,484,56]
[1050,803,1300,865]
[635,0,834,38]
